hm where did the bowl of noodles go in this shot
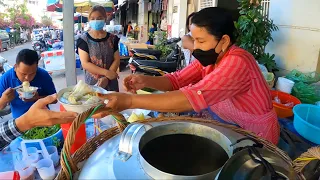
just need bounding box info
[57,80,113,113]
[16,81,38,99]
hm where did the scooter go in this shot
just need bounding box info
[129,38,183,76]
[45,38,60,48]
[32,37,47,59]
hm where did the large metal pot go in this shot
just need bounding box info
[78,121,255,179]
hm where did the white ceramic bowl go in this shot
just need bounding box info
[16,87,38,99]
[57,85,112,113]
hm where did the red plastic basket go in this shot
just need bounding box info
[270,90,301,118]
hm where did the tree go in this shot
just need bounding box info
[0,0,5,7]
[0,13,10,29]
[235,0,279,72]
[41,15,53,27]
[16,14,36,29]
[6,0,31,28]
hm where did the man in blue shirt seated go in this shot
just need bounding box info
[0,49,57,118]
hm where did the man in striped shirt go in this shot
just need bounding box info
[94,7,280,144]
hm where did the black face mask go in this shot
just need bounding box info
[192,41,221,67]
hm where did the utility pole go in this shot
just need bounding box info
[63,0,77,86]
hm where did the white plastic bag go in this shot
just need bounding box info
[256,61,268,80]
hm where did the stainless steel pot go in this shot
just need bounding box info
[78,121,254,179]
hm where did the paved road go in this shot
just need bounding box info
[0,42,130,121]
[1,42,33,65]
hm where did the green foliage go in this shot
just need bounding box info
[41,15,53,27]
[235,0,279,72]
[258,53,278,72]
[155,31,171,58]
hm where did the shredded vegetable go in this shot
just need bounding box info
[21,125,61,140]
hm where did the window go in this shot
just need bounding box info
[199,0,216,10]
[260,0,270,19]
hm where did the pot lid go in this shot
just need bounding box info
[217,146,296,180]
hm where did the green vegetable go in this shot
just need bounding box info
[142,87,156,92]
[21,124,60,141]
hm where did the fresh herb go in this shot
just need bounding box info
[21,124,60,140]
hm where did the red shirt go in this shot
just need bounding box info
[166,45,279,144]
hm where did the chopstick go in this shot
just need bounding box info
[12,85,22,90]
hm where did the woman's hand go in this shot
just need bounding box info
[96,77,109,89]
[123,74,147,93]
[15,94,78,132]
[104,70,118,80]
[92,93,133,119]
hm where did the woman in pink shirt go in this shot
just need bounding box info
[94,7,280,144]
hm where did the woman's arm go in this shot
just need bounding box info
[131,90,193,112]
[164,60,203,90]
[109,50,120,72]
[78,48,114,79]
[123,74,174,92]
[94,91,193,117]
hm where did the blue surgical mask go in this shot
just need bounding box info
[89,20,105,31]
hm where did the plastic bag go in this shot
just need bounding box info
[291,82,320,104]
[257,62,268,80]
[286,69,320,84]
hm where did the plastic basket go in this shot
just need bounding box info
[270,90,301,118]
[293,104,320,144]
[60,105,87,154]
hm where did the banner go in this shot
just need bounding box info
[167,25,172,38]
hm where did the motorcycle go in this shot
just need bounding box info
[32,36,47,59]
[129,38,183,76]
[45,38,60,49]
[0,56,11,118]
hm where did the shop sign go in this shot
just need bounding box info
[167,25,172,38]
[173,6,178,13]
[148,2,152,11]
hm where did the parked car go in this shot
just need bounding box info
[0,30,10,51]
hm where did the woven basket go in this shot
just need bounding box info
[56,107,304,180]
[293,146,320,180]
[267,77,275,89]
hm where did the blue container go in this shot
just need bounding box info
[293,104,320,144]
[76,60,81,68]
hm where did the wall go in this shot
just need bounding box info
[168,0,188,38]
[266,0,320,73]
[138,0,148,43]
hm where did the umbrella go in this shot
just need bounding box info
[56,13,89,24]
[59,0,114,13]
[47,0,63,12]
